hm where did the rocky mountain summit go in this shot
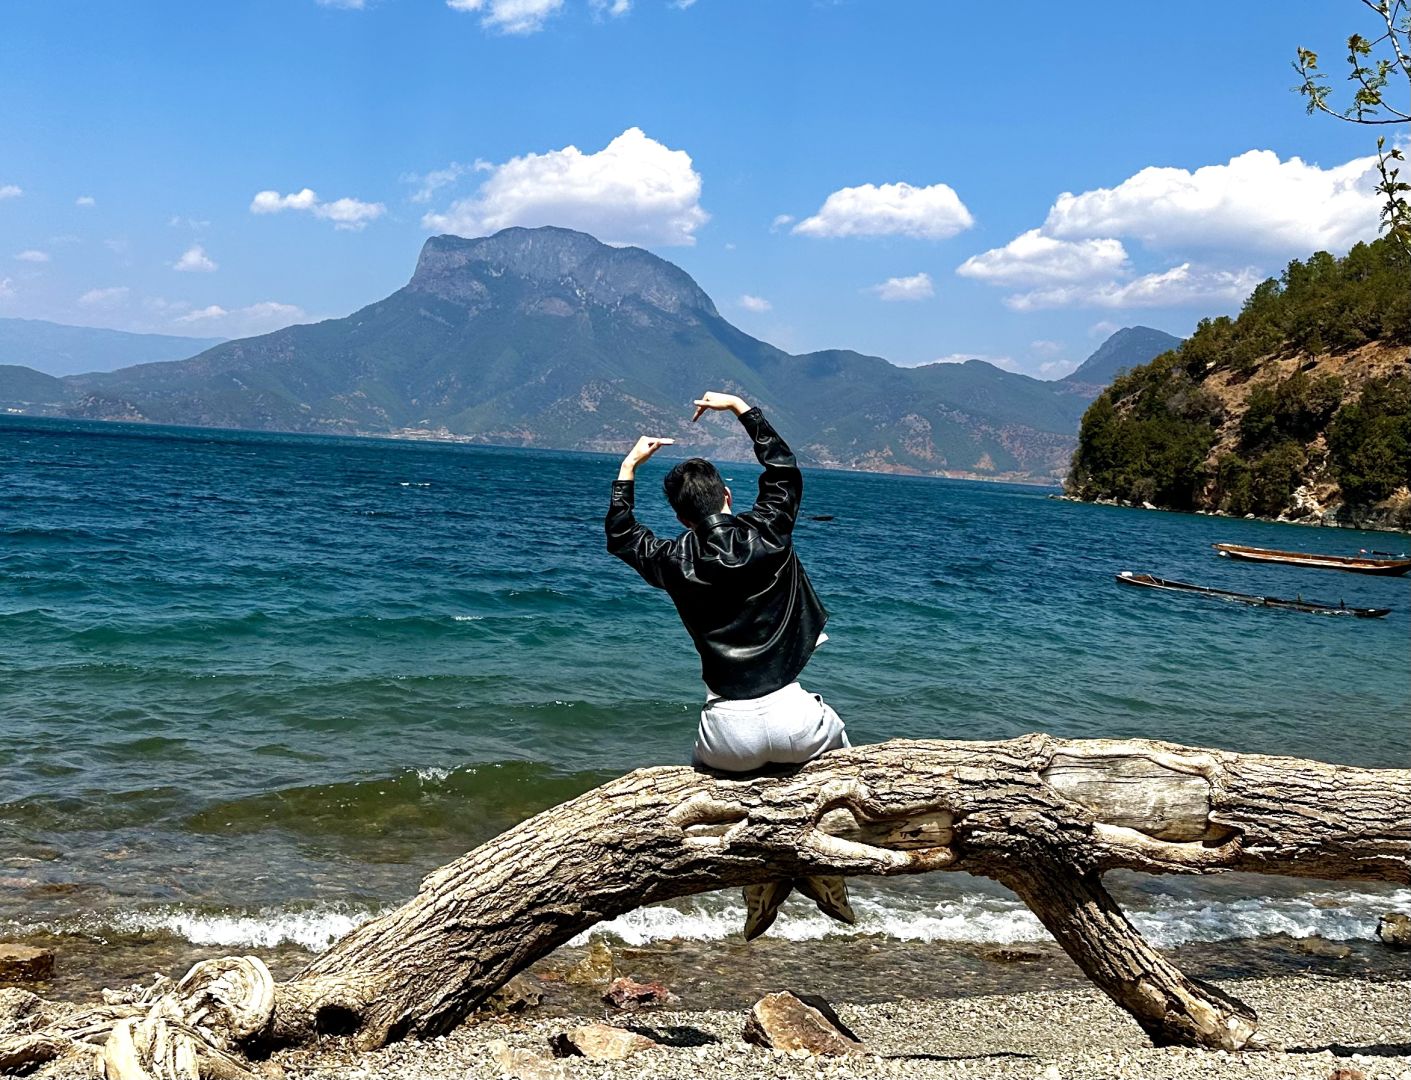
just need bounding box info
[0,227,1179,482]
[409,228,718,320]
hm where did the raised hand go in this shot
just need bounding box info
[624,435,675,464]
[618,435,675,480]
[691,392,749,422]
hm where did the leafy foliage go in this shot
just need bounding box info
[1294,2,1411,249]
[1327,374,1411,504]
[1238,371,1345,453]
[1068,354,1222,510]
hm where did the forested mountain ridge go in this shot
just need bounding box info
[1067,238,1411,530]
[0,228,1178,482]
[1059,326,1183,393]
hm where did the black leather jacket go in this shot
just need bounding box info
[605,407,828,699]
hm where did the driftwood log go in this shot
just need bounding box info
[4,734,1408,1077]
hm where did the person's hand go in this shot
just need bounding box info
[691,392,749,422]
[618,436,674,480]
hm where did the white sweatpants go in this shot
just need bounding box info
[692,681,849,772]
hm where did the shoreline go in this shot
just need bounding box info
[264,974,1411,1079]
[1050,492,1411,536]
[16,922,1411,1017]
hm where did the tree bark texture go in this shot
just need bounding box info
[5,735,1408,1077]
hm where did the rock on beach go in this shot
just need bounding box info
[742,991,864,1056]
[0,945,54,983]
[549,1023,658,1060]
[1376,912,1411,949]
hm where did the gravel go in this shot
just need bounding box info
[270,975,1411,1080]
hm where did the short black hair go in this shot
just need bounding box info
[663,458,726,524]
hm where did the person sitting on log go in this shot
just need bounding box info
[605,390,853,940]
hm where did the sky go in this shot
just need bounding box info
[0,1,1399,378]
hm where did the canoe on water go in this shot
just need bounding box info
[1116,571,1391,618]
[1213,542,1411,576]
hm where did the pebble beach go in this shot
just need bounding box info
[269,975,1411,1080]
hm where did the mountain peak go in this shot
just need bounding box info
[1062,325,1183,386]
[409,226,718,319]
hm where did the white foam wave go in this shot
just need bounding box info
[397,482,431,487]
[452,615,485,622]
[415,766,452,782]
[575,887,1411,948]
[37,905,387,953]
[20,886,1410,955]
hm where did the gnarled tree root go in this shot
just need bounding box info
[4,735,1406,1076]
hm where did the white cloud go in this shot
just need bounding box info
[250,187,385,230]
[1042,149,1382,256]
[591,0,630,14]
[79,286,130,307]
[15,250,50,263]
[251,188,319,214]
[447,0,564,34]
[404,162,472,204]
[956,230,1128,285]
[673,0,696,7]
[1006,263,1264,311]
[866,271,934,302]
[173,244,218,273]
[1089,319,1121,338]
[174,300,306,336]
[0,185,22,200]
[316,197,386,229]
[1038,358,1080,378]
[956,149,1382,313]
[738,294,771,312]
[0,278,13,300]
[317,0,366,7]
[793,181,973,240]
[1030,339,1064,356]
[423,127,708,246]
[168,215,211,230]
[75,195,96,207]
[770,214,794,232]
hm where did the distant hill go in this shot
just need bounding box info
[5,228,1174,482]
[1067,238,1411,530]
[1061,326,1183,391]
[0,317,224,376]
[0,364,67,406]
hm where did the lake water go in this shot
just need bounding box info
[2,416,1407,1000]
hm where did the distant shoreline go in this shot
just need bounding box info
[0,411,1066,489]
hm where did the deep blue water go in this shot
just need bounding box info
[2,416,1407,957]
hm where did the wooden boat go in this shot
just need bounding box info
[1116,571,1391,618]
[1213,542,1411,576]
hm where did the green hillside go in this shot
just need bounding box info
[1067,237,1411,529]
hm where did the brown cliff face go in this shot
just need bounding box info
[1198,341,1411,530]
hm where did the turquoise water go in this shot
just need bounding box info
[1,416,1408,969]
